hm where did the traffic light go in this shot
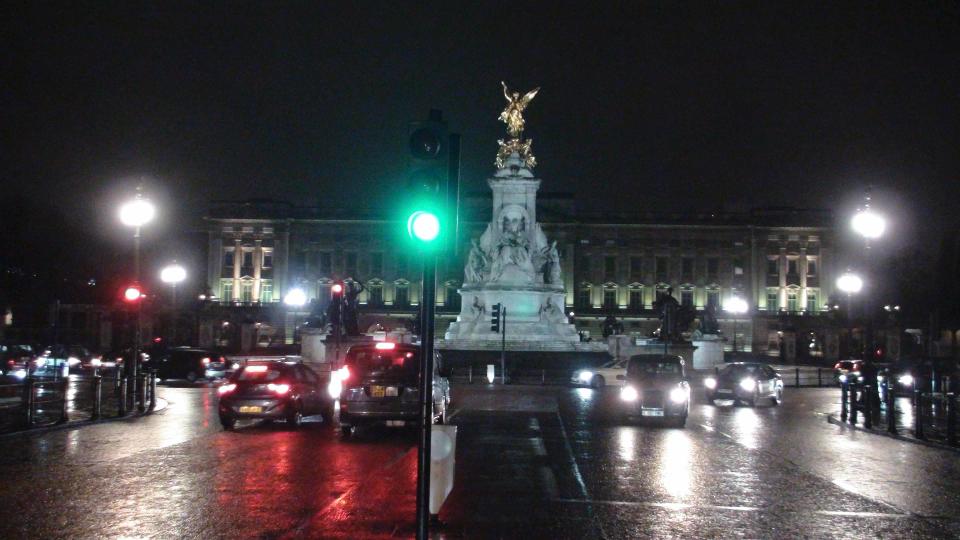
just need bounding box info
[123,283,144,303]
[331,282,344,296]
[404,110,460,252]
[491,303,502,332]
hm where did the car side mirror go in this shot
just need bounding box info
[616,374,626,381]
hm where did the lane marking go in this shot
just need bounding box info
[555,498,918,519]
[555,411,590,501]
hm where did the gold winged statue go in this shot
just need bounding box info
[499,81,539,138]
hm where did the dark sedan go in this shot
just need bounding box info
[704,362,783,406]
[217,361,334,429]
[616,354,690,428]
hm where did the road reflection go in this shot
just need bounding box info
[660,429,692,498]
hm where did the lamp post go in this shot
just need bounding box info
[850,190,885,360]
[837,271,863,358]
[119,188,155,404]
[160,263,186,345]
[724,296,748,354]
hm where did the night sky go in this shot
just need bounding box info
[2,2,958,292]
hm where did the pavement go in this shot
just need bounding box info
[0,382,957,538]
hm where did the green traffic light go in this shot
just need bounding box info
[407,211,441,242]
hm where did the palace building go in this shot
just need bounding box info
[200,198,843,361]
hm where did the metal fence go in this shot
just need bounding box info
[0,371,160,433]
[840,375,958,447]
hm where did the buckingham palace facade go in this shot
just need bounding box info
[200,198,844,361]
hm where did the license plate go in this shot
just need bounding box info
[641,409,664,417]
[717,389,732,394]
[386,420,405,427]
[239,405,262,414]
[370,385,385,398]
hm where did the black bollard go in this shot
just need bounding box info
[58,378,69,423]
[795,368,800,388]
[118,377,128,416]
[92,374,102,420]
[863,385,873,429]
[818,368,822,388]
[149,370,157,412]
[914,383,924,440]
[886,376,896,435]
[137,373,147,413]
[849,383,858,424]
[22,378,35,428]
[841,380,849,422]
[947,392,957,446]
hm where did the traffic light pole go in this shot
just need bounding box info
[416,253,437,540]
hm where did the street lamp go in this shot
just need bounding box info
[160,263,186,344]
[851,207,886,241]
[724,296,748,354]
[119,187,156,409]
[837,271,863,359]
[283,288,307,307]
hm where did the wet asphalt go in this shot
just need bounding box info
[0,381,956,538]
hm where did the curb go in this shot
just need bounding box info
[0,397,170,439]
[826,413,960,454]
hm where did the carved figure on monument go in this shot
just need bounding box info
[539,296,565,323]
[470,296,486,321]
[489,206,536,283]
[654,287,681,341]
[700,304,720,335]
[499,81,539,138]
[465,239,491,283]
[343,279,365,336]
[540,240,562,285]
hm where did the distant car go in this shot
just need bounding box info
[705,362,783,406]
[152,347,219,383]
[203,356,237,380]
[833,359,864,383]
[571,358,627,388]
[332,342,451,438]
[1,344,36,378]
[616,354,690,427]
[217,361,334,429]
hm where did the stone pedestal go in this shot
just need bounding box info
[692,335,725,370]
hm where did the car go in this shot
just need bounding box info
[1,344,37,378]
[217,360,334,429]
[704,362,783,406]
[571,358,627,388]
[331,342,451,438]
[203,356,238,380]
[616,354,690,427]
[833,359,863,384]
[151,347,220,382]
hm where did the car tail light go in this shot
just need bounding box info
[245,365,268,373]
[218,383,237,395]
[219,356,226,363]
[336,366,350,382]
[267,383,290,395]
[834,362,842,370]
[375,342,395,350]
[6,360,13,366]
[201,357,211,365]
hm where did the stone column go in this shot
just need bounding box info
[233,239,242,301]
[253,239,263,301]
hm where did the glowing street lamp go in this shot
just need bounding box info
[284,288,307,307]
[160,263,186,344]
[836,272,863,295]
[724,296,749,353]
[119,186,156,407]
[851,208,886,240]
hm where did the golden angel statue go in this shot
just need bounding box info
[499,81,539,138]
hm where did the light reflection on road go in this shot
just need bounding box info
[660,429,692,498]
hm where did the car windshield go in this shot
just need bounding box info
[628,360,682,377]
[723,364,761,377]
[237,365,284,382]
[346,349,419,381]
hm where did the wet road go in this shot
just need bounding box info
[0,383,957,538]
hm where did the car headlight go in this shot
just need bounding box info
[12,369,26,379]
[898,374,914,386]
[67,356,80,366]
[739,378,756,391]
[91,358,102,367]
[578,370,594,382]
[704,377,717,389]
[838,374,848,383]
[669,387,688,404]
[620,385,638,402]
[231,363,240,370]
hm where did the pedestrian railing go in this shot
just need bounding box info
[448,366,571,386]
[840,373,958,447]
[770,366,835,388]
[0,369,161,433]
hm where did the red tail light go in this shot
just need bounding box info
[267,383,290,395]
[201,357,211,365]
[218,383,237,395]
[834,362,842,370]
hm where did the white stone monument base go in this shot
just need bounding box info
[692,335,725,370]
[444,285,580,346]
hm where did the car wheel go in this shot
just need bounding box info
[287,403,303,428]
[747,388,758,407]
[591,375,605,389]
[219,416,236,430]
[186,371,198,383]
[341,425,354,439]
[772,386,783,406]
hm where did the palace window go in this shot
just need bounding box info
[395,285,409,307]
[368,284,383,306]
[223,249,234,267]
[604,256,616,281]
[707,290,720,309]
[222,281,233,301]
[655,257,668,281]
[681,257,694,280]
[630,257,643,281]
[318,252,332,275]
[681,289,694,308]
[767,290,779,311]
[578,286,592,308]
[345,252,358,277]
[629,289,643,310]
[262,250,273,269]
[787,259,799,275]
[707,258,719,279]
[807,258,817,276]
[787,292,798,312]
[603,288,617,310]
[260,280,273,302]
[242,250,254,268]
[370,253,383,277]
[241,282,253,303]
[579,256,591,275]
[767,258,779,276]
[806,293,817,313]
[395,253,408,276]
